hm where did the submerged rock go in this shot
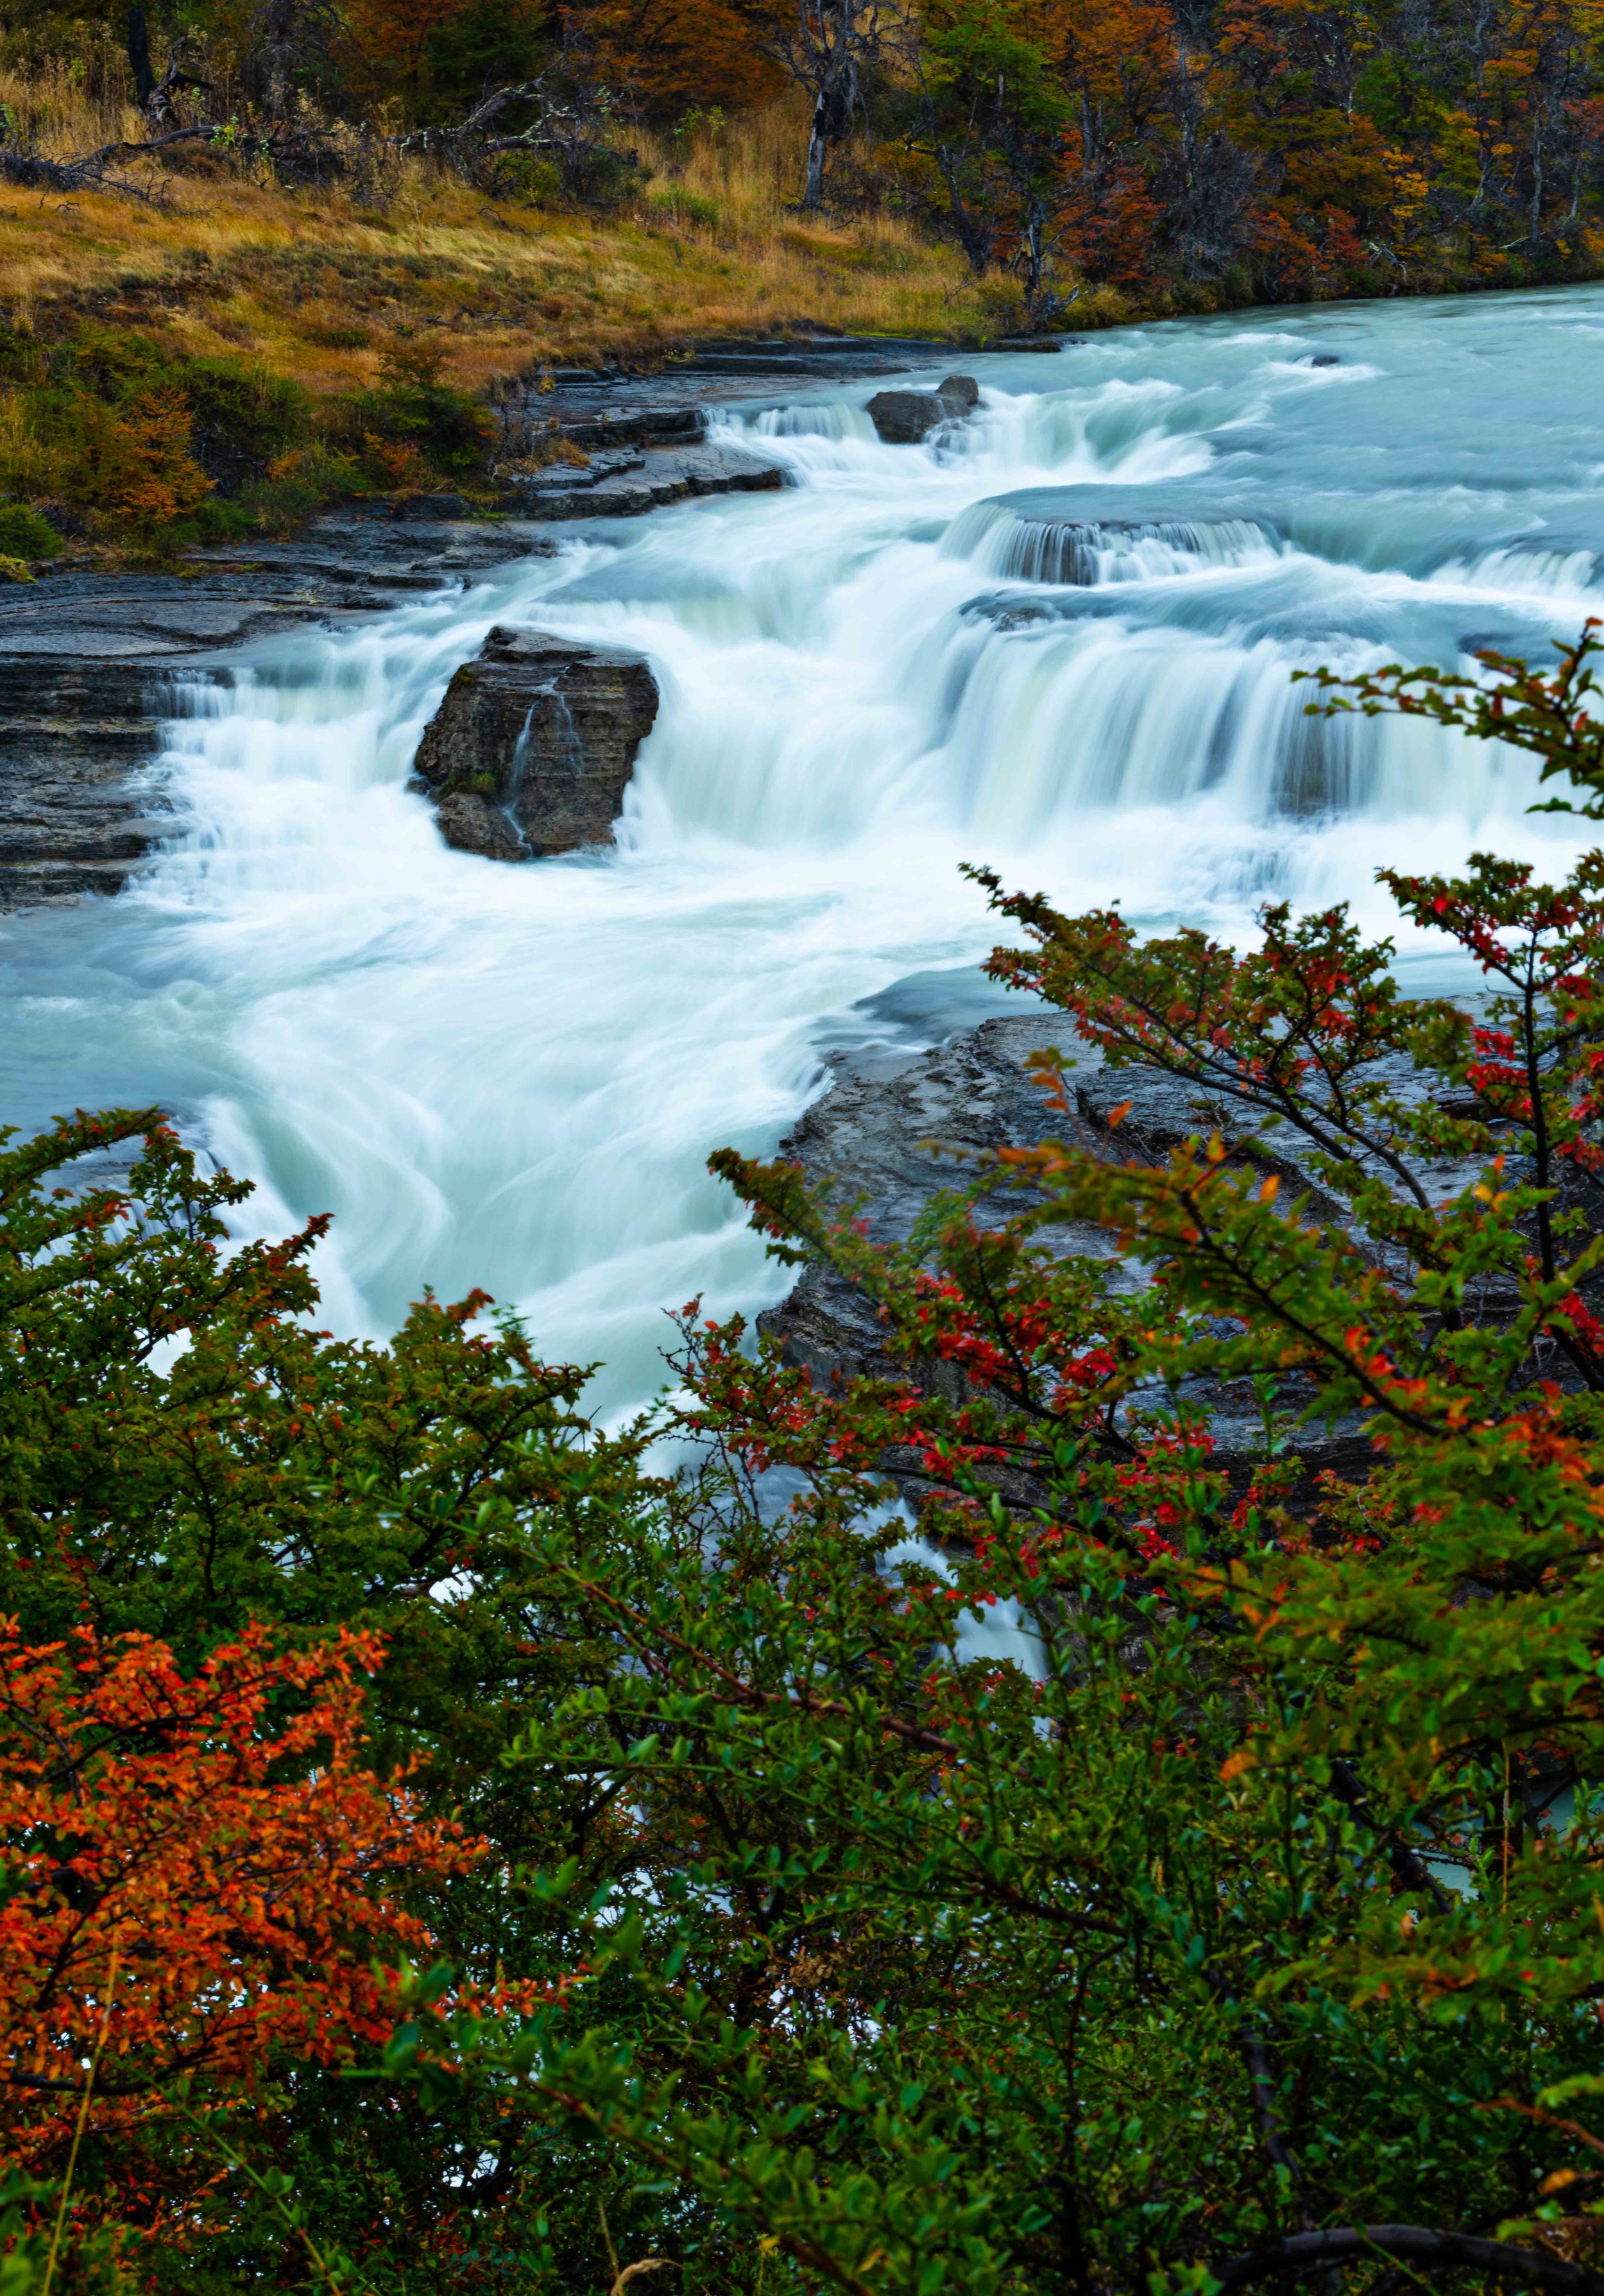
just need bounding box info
[866,375,980,444]
[943,486,1281,584]
[411,625,660,860]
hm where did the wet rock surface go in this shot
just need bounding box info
[866,374,982,444]
[0,654,190,909]
[762,1016,1095,1390]
[410,624,660,860]
[495,434,786,520]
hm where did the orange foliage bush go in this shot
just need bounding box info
[360,433,433,491]
[0,1622,475,2175]
[102,389,213,540]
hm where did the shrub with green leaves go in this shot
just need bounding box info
[0,321,493,557]
[181,355,311,475]
[0,500,60,558]
[330,336,497,477]
[11,633,1604,2294]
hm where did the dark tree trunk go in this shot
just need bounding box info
[799,0,862,210]
[127,4,157,106]
[263,0,297,121]
[804,90,830,206]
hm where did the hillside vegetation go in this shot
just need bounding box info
[3,0,1603,559]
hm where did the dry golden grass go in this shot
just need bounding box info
[0,79,1039,391]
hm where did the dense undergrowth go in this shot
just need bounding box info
[0,316,497,561]
[9,631,1604,2291]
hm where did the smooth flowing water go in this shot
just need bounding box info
[6,285,1604,1405]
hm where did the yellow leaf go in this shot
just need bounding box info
[1220,1748,1256,1782]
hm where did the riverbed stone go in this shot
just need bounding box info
[411,625,660,860]
[866,376,980,444]
[935,374,982,411]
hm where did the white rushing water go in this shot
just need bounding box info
[7,285,1604,1406]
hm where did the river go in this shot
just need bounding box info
[4,285,1602,1407]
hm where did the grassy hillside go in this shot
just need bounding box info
[0,79,1020,390]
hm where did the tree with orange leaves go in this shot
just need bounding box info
[0,1622,482,2275]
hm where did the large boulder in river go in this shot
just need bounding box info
[411,625,659,861]
[866,375,980,445]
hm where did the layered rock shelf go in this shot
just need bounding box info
[411,625,660,860]
[0,655,179,909]
[495,434,786,520]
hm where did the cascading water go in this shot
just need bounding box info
[6,285,1604,1407]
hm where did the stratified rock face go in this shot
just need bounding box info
[0,656,179,909]
[495,434,787,520]
[411,625,660,860]
[866,375,980,444]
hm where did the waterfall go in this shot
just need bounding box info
[941,489,1283,584]
[5,286,1603,1406]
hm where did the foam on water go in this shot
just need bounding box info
[4,287,1603,1406]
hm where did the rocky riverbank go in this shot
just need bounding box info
[0,504,556,908]
[758,1005,1495,1499]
